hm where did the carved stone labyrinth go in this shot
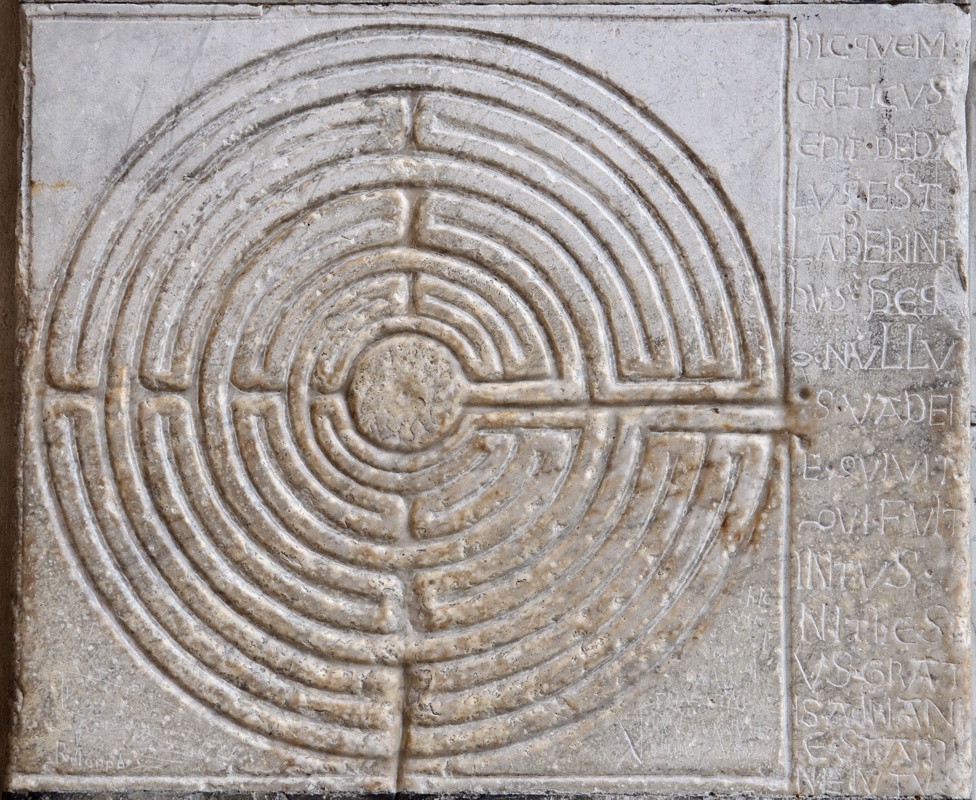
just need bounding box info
[40,26,782,772]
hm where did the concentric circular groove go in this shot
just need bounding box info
[40,26,780,769]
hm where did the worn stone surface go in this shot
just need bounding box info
[7,4,971,796]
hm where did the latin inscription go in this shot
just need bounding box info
[789,9,970,796]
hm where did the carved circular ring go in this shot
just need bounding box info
[39,26,778,769]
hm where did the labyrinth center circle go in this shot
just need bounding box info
[347,334,464,452]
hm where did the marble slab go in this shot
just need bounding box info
[7,3,971,796]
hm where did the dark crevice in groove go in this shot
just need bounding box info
[394,665,410,794]
[402,188,423,249]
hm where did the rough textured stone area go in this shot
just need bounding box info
[7,3,971,797]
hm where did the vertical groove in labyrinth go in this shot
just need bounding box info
[394,666,410,792]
